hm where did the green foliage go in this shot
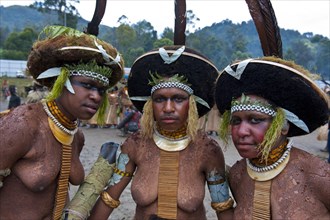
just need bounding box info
[186,9,200,34]
[132,20,157,51]
[148,73,190,86]
[124,47,145,67]
[0,49,28,60]
[1,27,38,59]
[161,28,174,40]
[0,27,10,48]
[115,24,136,53]
[153,38,174,49]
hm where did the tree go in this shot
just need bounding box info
[117,15,129,25]
[125,47,145,67]
[186,10,200,34]
[33,0,80,28]
[0,26,10,48]
[289,39,314,70]
[132,20,157,51]
[115,24,136,54]
[314,37,330,79]
[3,28,38,59]
[161,27,174,41]
[153,38,173,48]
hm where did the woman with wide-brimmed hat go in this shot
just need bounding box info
[0,25,124,219]
[215,57,330,219]
[89,45,233,219]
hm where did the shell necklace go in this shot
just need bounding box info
[43,100,78,135]
[247,139,292,181]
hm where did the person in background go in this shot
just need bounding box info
[0,25,124,219]
[205,105,221,136]
[7,85,21,109]
[1,79,9,100]
[25,80,49,104]
[117,105,141,136]
[87,46,233,219]
[215,57,330,219]
[104,86,119,128]
[117,85,133,122]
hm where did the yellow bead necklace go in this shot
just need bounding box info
[156,123,187,140]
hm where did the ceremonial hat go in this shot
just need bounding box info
[128,45,219,117]
[215,58,329,136]
[27,25,124,88]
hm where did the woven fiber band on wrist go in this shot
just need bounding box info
[101,191,120,208]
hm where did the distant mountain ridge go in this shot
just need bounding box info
[0,5,110,37]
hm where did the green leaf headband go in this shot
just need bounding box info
[37,61,112,94]
[231,94,276,117]
[230,94,309,133]
[149,73,193,95]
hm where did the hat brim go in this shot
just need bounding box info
[215,59,329,136]
[127,46,219,117]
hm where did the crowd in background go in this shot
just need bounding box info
[1,79,49,110]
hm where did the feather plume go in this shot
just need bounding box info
[85,0,107,36]
[245,0,283,58]
[174,0,186,45]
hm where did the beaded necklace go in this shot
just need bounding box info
[156,123,187,140]
[247,139,292,173]
[43,100,78,135]
[251,139,288,166]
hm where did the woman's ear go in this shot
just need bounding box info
[281,120,290,135]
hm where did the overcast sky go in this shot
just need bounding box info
[1,0,329,37]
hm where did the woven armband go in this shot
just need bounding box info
[211,197,234,212]
[101,191,120,208]
[113,167,134,177]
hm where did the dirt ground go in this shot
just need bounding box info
[69,125,328,220]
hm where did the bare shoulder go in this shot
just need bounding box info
[290,147,329,175]
[195,131,222,153]
[284,147,330,209]
[1,104,45,142]
[0,103,47,166]
[228,160,246,181]
[1,103,44,127]
[120,132,143,155]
